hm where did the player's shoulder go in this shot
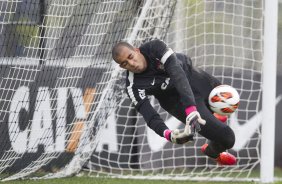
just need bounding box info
[139,38,169,59]
[140,38,167,50]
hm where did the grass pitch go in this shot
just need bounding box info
[2,177,282,184]
[2,168,282,184]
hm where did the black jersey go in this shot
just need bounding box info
[125,39,200,137]
[123,40,234,152]
[126,39,196,107]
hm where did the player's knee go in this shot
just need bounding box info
[221,126,235,149]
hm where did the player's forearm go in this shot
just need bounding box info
[147,115,168,137]
[137,99,168,137]
[164,54,196,108]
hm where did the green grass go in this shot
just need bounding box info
[1,168,282,184]
[1,176,282,184]
[0,177,259,184]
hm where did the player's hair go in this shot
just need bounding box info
[112,42,135,62]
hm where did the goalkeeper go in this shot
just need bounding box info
[112,39,236,165]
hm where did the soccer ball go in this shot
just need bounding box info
[208,85,240,116]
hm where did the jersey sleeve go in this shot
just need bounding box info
[148,39,196,109]
[126,72,169,137]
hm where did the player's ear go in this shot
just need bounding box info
[135,48,140,53]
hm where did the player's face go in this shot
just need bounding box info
[115,46,147,73]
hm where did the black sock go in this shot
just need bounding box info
[204,141,226,159]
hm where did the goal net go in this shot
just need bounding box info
[0,0,265,182]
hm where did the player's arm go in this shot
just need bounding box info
[148,39,206,131]
[126,78,193,144]
[137,99,194,144]
[147,39,196,109]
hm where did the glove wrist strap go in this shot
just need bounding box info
[163,129,172,141]
[185,105,197,116]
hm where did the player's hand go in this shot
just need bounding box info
[164,129,194,144]
[185,111,206,135]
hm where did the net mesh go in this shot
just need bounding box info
[0,0,263,181]
[87,0,263,181]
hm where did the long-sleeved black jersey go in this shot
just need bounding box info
[125,39,220,138]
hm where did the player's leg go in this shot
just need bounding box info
[156,90,236,165]
[156,89,230,143]
[196,97,235,151]
[195,97,236,165]
[189,68,230,126]
[201,142,236,165]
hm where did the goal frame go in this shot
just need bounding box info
[0,0,278,182]
[261,0,278,183]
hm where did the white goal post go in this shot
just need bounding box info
[0,0,278,182]
[261,0,278,183]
